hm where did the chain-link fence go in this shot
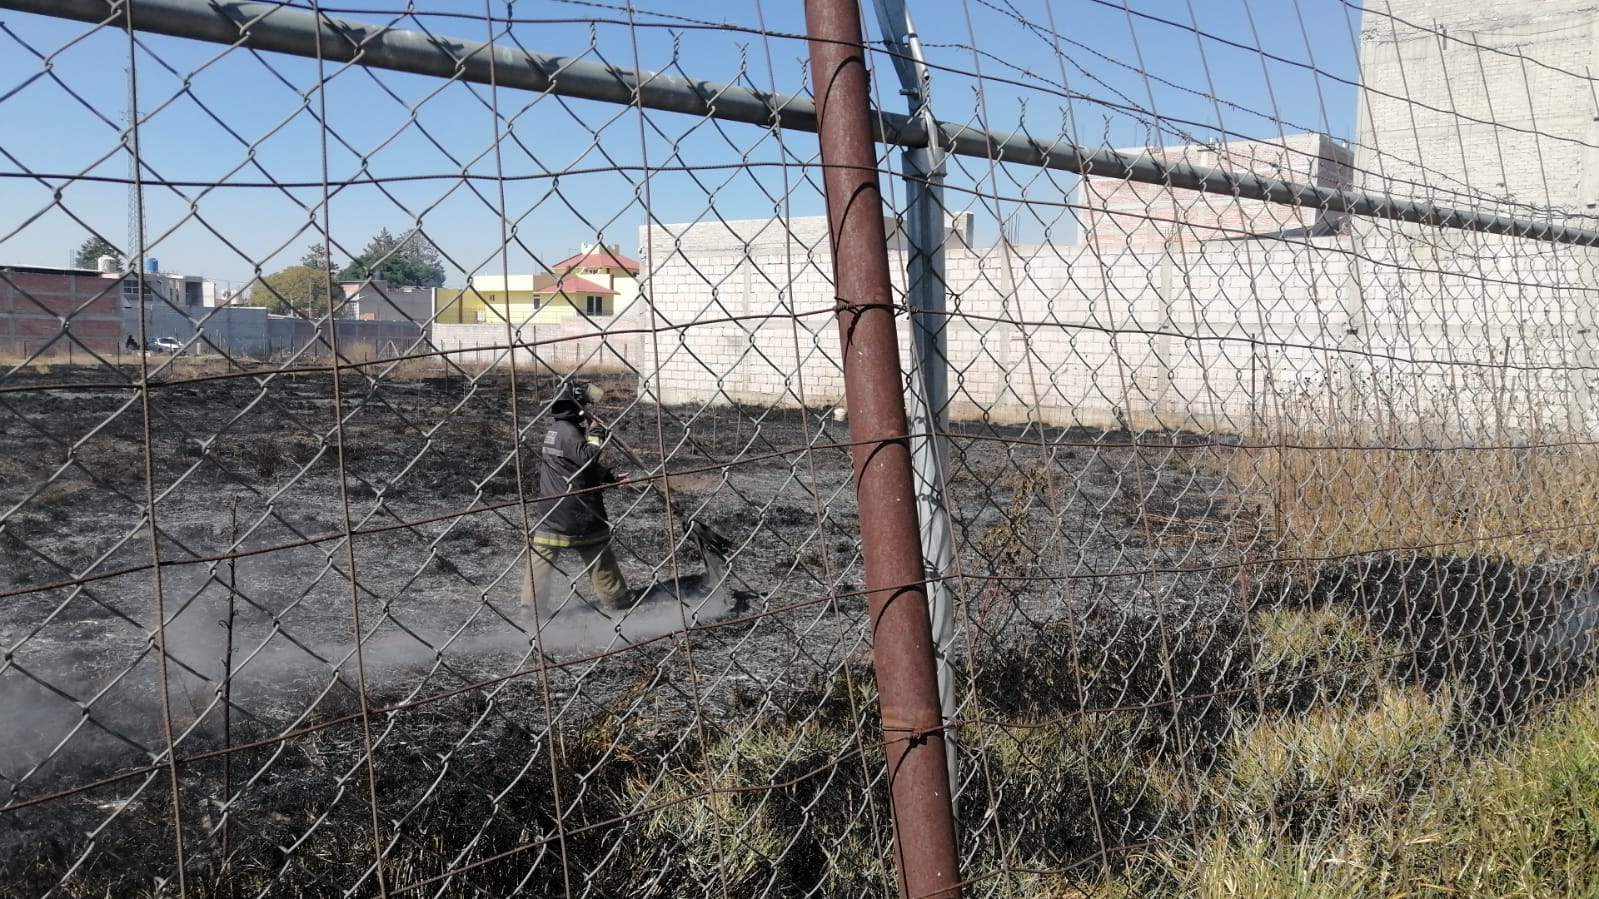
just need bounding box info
[4,1,1599,896]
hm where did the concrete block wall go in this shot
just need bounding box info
[936,237,1363,430]
[433,319,644,376]
[264,318,429,362]
[135,303,270,357]
[1356,0,1599,216]
[636,211,1598,435]
[636,216,1372,430]
[1348,221,1599,436]
[1351,0,1599,436]
[125,304,428,362]
[638,217,847,409]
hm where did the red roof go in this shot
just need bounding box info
[531,274,616,296]
[552,248,639,274]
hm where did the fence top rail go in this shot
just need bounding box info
[8,0,1599,248]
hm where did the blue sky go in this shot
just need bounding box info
[0,0,1363,291]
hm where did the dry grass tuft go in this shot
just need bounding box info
[1247,606,1393,714]
[1230,435,1599,563]
[1159,686,1599,898]
[1219,683,1459,838]
[621,667,891,897]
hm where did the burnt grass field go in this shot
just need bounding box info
[2,362,1598,896]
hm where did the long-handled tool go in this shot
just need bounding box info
[581,399,741,594]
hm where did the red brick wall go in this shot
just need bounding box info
[0,269,123,357]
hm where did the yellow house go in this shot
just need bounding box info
[434,273,541,325]
[436,244,641,325]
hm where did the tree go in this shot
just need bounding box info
[246,265,333,317]
[300,243,337,273]
[74,235,120,270]
[336,228,446,288]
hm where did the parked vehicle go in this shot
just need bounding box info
[144,336,182,354]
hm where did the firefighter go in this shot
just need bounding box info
[521,379,636,618]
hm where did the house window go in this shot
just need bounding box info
[586,295,605,315]
[122,279,156,304]
[583,267,602,275]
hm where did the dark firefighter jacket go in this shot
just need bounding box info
[533,411,617,546]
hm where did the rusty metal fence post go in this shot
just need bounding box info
[804,1,963,897]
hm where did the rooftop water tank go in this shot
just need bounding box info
[145,258,159,273]
[96,255,118,274]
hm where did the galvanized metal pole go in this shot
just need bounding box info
[805,1,962,897]
[872,0,960,815]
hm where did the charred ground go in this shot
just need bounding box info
[2,363,1595,896]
